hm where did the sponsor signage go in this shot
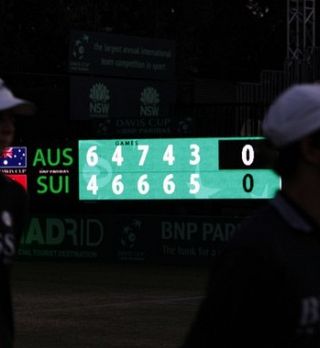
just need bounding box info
[113,215,243,264]
[70,76,176,122]
[18,214,243,264]
[69,30,175,80]
[18,215,111,260]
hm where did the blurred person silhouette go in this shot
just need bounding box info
[181,83,320,348]
[0,79,35,347]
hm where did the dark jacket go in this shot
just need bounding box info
[0,174,29,348]
[182,192,320,347]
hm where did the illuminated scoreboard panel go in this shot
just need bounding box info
[78,137,281,200]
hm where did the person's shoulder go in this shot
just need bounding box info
[241,203,280,229]
[230,202,284,248]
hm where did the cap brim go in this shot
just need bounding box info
[2,98,36,116]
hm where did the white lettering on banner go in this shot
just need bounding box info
[122,47,140,55]
[300,296,320,326]
[21,218,104,247]
[177,246,196,256]
[161,222,197,240]
[116,119,146,128]
[162,244,218,258]
[69,61,90,71]
[114,60,145,69]
[117,250,144,261]
[103,45,122,54]
[162,245,176,255]
[147,118,170,127]
[89,102,110,114]
[101,59,114,66]
[161,221,237,241]
[202,223,236,241]
[114,140,139,146]
[297,295,320,336]
[140,106,159,117]
[0,233,15,258]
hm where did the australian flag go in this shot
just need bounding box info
[0,147,27,168]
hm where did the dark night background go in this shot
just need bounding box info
[0,1,296,139]
[0,0,287,81]
[0,0,298,211]
[0,0,319,147]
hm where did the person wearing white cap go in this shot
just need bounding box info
[0,79,35,148]
[0,78,35,347]
[181,83,320,348]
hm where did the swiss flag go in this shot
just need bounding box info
[5,174,27,190]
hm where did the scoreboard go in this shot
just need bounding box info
[1,137,280,203]
[78,137,281,200]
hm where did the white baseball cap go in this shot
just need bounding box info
[262,83,320,147]
[0,78,35,115]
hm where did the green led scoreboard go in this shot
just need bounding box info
[78,137,281,200]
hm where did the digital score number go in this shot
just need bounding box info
[78,137,281,200]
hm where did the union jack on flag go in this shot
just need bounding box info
[0,147,27,168]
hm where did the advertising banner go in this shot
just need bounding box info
[70,76,176,121]
[113,215,242,264]
[18,215,111,260]
[18,214,243,264]
[69,31,175,80]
